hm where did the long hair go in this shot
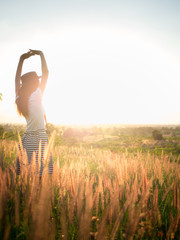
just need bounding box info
[16,72,40,117]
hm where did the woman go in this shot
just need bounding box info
[15,49,53,176]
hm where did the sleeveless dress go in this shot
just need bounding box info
[16,88,53,176]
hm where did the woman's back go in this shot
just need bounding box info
[26,87,45,131]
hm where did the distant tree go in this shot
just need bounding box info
[152,130,163,140]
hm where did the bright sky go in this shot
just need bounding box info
[0,0,180,125]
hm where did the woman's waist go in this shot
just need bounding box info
[26,118,45,131]
[25,128,47,133]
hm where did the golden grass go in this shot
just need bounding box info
[0,134,180,239]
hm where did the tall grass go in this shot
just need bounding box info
[0,134,180,239]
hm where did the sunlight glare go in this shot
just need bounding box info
[22,24,180,125]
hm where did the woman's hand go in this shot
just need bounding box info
[20,51,35,60]
[29,49,43,56]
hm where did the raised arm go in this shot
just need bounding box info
[15,51,34,97]
[29,50,49,93]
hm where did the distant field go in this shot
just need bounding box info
[1,123,180,156]
[0,124,180,239]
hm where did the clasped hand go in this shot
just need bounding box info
[20,49,43,60]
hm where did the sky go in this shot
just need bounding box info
[0,0,180,125]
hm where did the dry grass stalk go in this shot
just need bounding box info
[32,172,52,240]
[68,171,78,224]
[124,172,150,240]
[0,146,4,169]
[79,176,94,240]
[110,186,137,240]
[60,203,68,240]
[166,209,180,240]
[96,207,109,240]
[162,182,174,202]
[3,223,11,240]
[0,170,8,221]
[125,207,141,240]
[98,175,104,211]
[174,178,179,210]
[24,155,40,225]
[15,188,20,226]
[152,185,159,225]
[77,178,84,221]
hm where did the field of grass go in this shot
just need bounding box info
[0,124,180,239]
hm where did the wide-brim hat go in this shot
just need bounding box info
[21,71,41,85]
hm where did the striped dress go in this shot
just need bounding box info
[16,87,53,176]
[16,129,53,176]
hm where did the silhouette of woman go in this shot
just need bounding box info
[15,49,53,176]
